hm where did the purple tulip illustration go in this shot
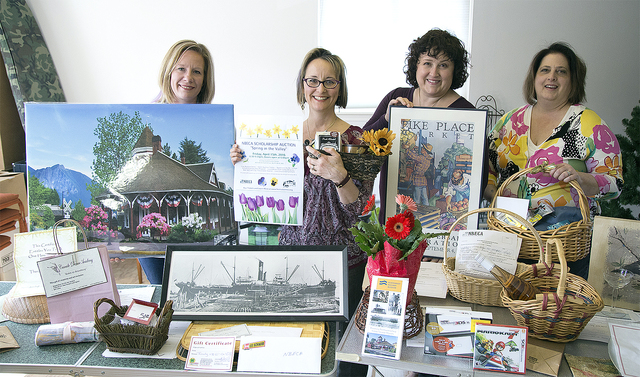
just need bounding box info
[266,197,275,208]
[288,196,299,224]
[276,199,286,223]
[256,196,264,207]
[239,193,248,205]
[247,197,257,211]
[255,195,267,221]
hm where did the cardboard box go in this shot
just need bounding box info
[0,52,26,171]
[0,226,17,280]
[0,171,27,214]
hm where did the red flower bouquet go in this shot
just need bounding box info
[350,194,444,303]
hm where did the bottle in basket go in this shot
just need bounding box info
[474,254,540,301]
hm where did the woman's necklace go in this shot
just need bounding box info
[304,116,338,147]
[416,89,448,108]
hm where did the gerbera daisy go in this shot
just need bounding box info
[362,195,376,215]
[385,212,413,239]
[396,194,417,212]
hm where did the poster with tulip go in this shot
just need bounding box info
[233,116,304,226]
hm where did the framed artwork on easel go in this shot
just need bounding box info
[388,106,487,257]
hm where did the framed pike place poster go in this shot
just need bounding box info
[388,106,487,257]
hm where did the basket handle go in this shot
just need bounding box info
[53,219,89,255]
[93,297,120,323]
[443,207,545,263]
[546,238,568,297]
[490,162,591,226]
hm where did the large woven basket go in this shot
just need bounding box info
[501,239,603,342]
[94,298,173,355]
[442,207,544,307]
[1,295,50,324]
[339,152,387,181]
[487,163,592,262]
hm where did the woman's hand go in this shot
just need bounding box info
[305,145,348,184]
[384,97,414,122]
[547,163,599,196]
[230,144,245,165]
[547,163,579,183]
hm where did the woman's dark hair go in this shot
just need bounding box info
[523,42,587,105]
[404,29,470,90]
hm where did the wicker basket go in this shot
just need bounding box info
[442,207,545,307]
[94,298,173,355]
[487,163,592,262]
[501,238,603,342]
[1,295,50,324]
[339,152,387,181]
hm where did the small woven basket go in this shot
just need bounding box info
[94,298,173,355]
[487,163,592,262]
[442,207,544,307]
[339,152,387,181]
[501,238,603,342]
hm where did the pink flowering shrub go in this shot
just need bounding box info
[82,205,116,237]
[137,213,170,239]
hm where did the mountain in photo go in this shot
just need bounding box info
[29,164,94,207]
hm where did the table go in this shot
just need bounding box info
[336,295,610,377]
[0,282,338,376]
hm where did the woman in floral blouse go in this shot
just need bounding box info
[484,42,623,278]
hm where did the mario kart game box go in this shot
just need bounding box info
[473,323,528,374]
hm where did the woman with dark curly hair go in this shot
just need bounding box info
[364,29,474,223]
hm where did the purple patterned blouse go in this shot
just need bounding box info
[279,125,375,268]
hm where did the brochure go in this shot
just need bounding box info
[362,275,409,360]
[473,323,528,374]
[233,116,304,226]
[423,307,492,357]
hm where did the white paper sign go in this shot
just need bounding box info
[37,247,107,297]
[10,228,77,298]
[233,116,304,225]
[415,261,448,298]
[185,336,236,371]
[362,275,409,360]
[237,336,321,374]
[454,229,521,278]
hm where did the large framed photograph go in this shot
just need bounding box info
[25,103,237,252]
[160,245,348,321]
[388,106,487,257]
[588,216,640,311]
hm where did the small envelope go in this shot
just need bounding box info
[237,336,321,374]
[526,338,565,376]
[0,326,20,353]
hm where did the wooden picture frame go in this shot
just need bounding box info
[587,216,640,311]
[388,106,487,257]
[160,244,348,321]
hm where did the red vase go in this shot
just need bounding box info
[366,240,427,304]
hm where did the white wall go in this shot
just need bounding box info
[469,0,640,135]
[27,0,640,135]
[26,0,318,118]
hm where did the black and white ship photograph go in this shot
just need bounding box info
[161,245,347,321]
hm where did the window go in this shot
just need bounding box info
[319,0,472,109]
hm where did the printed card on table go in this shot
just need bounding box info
[185,336,236,372]
[362,276,409,360]
[473,323,528,374]
[233,116,304,226]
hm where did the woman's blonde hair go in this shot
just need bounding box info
[157,40,215,104]
[296,48,348,110]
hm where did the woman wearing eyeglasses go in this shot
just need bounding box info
[230,48,373,337]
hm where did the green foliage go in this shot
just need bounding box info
[46,189,60,206]
[91,111,150,190]
[194,228,217,242]
[27,174,49,209]
[31,206,55,230]
[162,142,178,160]
[71,200,87,223]
[601,101,640,220]
[179,137,210,164]
[436,143,473,173]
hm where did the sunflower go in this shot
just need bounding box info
[360,128,396,156]
[385,211,413,239]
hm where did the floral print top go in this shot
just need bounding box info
[487,104,623,217]
[279,125,374,268]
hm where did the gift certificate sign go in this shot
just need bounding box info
[233,116,304,225]
[37,247,107,297]
[185,336,235,371]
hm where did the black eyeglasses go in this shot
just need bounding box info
[303,78,340,89]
